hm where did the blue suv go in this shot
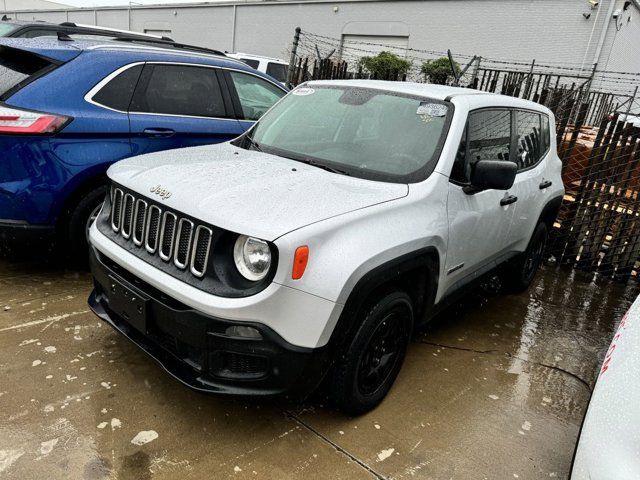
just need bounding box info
[0,37,287,256]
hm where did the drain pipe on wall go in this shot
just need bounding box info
[580,0,605,73]
[231,5,237,53]
[591,0,618,68]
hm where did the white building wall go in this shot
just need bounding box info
[3,0,639,74]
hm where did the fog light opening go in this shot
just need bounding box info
[225,325,263,339]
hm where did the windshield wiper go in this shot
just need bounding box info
[291,158,350,176]
[244,136,262,152]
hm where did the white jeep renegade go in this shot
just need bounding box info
[88,80,564,414]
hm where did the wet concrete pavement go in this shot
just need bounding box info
[0,256,636,480]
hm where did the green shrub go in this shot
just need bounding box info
[420,57,460,85]
[358,51,412,80]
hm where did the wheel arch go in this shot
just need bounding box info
[54,168,109,235]
[537,195,564,231]
[327,246,441,353]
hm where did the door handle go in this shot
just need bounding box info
[143,128,175,138]
[500,195,518,206]
[539,180,552,190]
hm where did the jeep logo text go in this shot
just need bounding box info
[149,185,172,200]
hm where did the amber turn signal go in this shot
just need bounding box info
[292,246,309,279]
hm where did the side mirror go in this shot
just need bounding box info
[467,160,517,192]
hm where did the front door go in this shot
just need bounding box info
[443,109,518,296]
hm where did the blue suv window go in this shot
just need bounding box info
[130,64,227,118]
[92,64,143,112]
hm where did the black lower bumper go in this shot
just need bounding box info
[89,247,330,398]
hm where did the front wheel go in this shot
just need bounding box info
[500,222,548,293]
[330,290,413,416]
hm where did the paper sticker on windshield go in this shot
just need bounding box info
[293,87,315,96]
[416,102,448,117]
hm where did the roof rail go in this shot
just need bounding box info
[109,36,226,57]
[57,22,176,42]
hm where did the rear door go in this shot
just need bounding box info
[507,110,550,248]
[443,109,518,295]
[128,63,245,156]
[224,70,286,132]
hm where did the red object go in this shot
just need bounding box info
[292,246,309,280]
[0,106,69,135]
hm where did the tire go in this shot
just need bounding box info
[500,222,548,294]
[64,185,107,263]
[330,290,413,416]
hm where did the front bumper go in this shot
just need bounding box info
[89,246,331,398]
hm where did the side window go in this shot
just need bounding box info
[240,58,260,69]
[450,110,511,184]
[266,62,287,83]
[515,111,542,170]
[92,64,143,112]
[228,71,285,121]
[130,64,227,118]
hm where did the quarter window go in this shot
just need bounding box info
[515,111,542,170]
[541,114,551,154]
[228,71,285,121]
[92,64,143,112]
[130,64,227,118]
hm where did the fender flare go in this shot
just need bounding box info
[327,246,441,352]
[537,195,564,230]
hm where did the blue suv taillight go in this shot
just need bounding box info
[0,104,70,135]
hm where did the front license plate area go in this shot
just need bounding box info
[108,275,149,334]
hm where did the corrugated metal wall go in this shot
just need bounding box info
[4,0,639,73]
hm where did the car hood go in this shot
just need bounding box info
[107,143,408,241]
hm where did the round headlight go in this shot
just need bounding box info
[233,235,272,281]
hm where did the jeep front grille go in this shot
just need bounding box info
[109,187,213,278]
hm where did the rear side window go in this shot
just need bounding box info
[130,64,227,118]
[0,46,53,99]
[92,64,143,112]
[240,58,260,69]
[266,62,287,83]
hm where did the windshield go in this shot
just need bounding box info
[241,85,452,182]
[0,23,17,36]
